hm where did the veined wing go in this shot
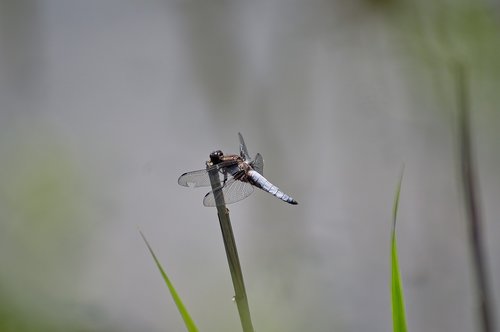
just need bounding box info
[239,132,263,174]
[203,178,254,207]
[178,160,238,188]
[238,132,251,161]
[178,168,211,187]
[251,153,263,175]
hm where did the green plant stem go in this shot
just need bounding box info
[207,162,254,332]
[391,167,408,332]
[455,62,496,332]
[140,231,199,332]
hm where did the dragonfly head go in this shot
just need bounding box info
[209,150,224,164]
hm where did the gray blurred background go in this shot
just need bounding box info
[0,1,499,331]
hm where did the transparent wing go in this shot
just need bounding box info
[178,169,211,187]
[203,178,254,207]
[178,160,238,188]
[238,132,251,161]
[251,153,264,175]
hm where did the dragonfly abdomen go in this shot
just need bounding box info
[248,170,298,205]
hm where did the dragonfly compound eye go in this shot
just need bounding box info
[209,150,224,163]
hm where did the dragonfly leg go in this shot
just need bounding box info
[232,170,247,181]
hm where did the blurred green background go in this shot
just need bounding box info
[0,0,499,331]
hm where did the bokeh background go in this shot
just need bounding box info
[1,1,499,331]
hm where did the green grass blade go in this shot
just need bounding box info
[391,169,408,332]
[140,231,199,332]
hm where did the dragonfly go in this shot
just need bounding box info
[178,133,298,207]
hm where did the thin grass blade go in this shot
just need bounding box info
[140,231,199,332]
[391,169,408,332]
